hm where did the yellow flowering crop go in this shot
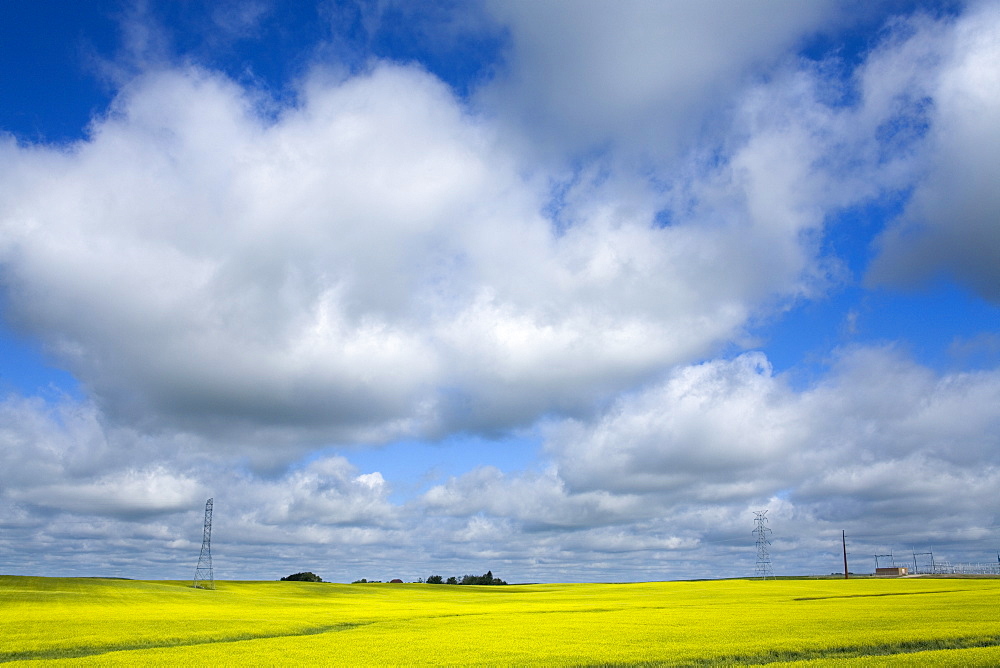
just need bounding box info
[2,575,999,665]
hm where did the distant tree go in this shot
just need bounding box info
[281,572,323,582]
[352,578,368,584]
[446,576,458,585]
[426,575,444,584]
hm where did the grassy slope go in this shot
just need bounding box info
[2,576,1000,665]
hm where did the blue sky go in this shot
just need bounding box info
[1,0,998,583]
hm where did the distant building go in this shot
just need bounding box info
[875,566,909,576]
[389,578,404,583]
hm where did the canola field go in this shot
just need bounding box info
[2,575,1000,665]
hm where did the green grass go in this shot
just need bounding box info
[2,576,1000,665]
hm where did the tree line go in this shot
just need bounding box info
[281,572,323,582]
[425,570,507,585]
[282,569,509,585]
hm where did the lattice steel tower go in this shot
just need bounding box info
[193,498,215,590]
[753,509,773,580]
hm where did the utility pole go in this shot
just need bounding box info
[842,530,849,579]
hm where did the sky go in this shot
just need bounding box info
[0,0,998,584]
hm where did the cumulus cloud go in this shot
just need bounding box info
[13,467,202,519]
[1,346,998,580]
[482,0,840,160]
[0,395,406,576]
[416,346,1000,576]
[231,456,396,528]
[423,465,647,530]
[0,51,879,446]
[546,353,804,497]
[867,2,1000,302]
[8,1,982,456]
[545,347,1000,504]
[1,2,998,581]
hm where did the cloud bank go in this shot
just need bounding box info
[0,1,997,581]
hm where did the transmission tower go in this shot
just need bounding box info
[912,551,934,575]
[193,498,214,590]
[874,549,894,571]
[753,510,773,579]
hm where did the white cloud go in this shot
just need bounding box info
[1,345,998,580]
[13,467,202,519]
[867,2,1000,302]
[0,52,874,445]
[1,64,506,440]
[233,455,397,528]
[547,353,805,497]
[482,0,840,160]
[410,346,1000,576]
[423,465,646,529]
[211,1,271,41]
[1,2,998,582]
[545,347,1000,502]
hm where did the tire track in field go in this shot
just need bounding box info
[793,589,958,600]
[0,621,374,663]
[577,634,1000,666]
